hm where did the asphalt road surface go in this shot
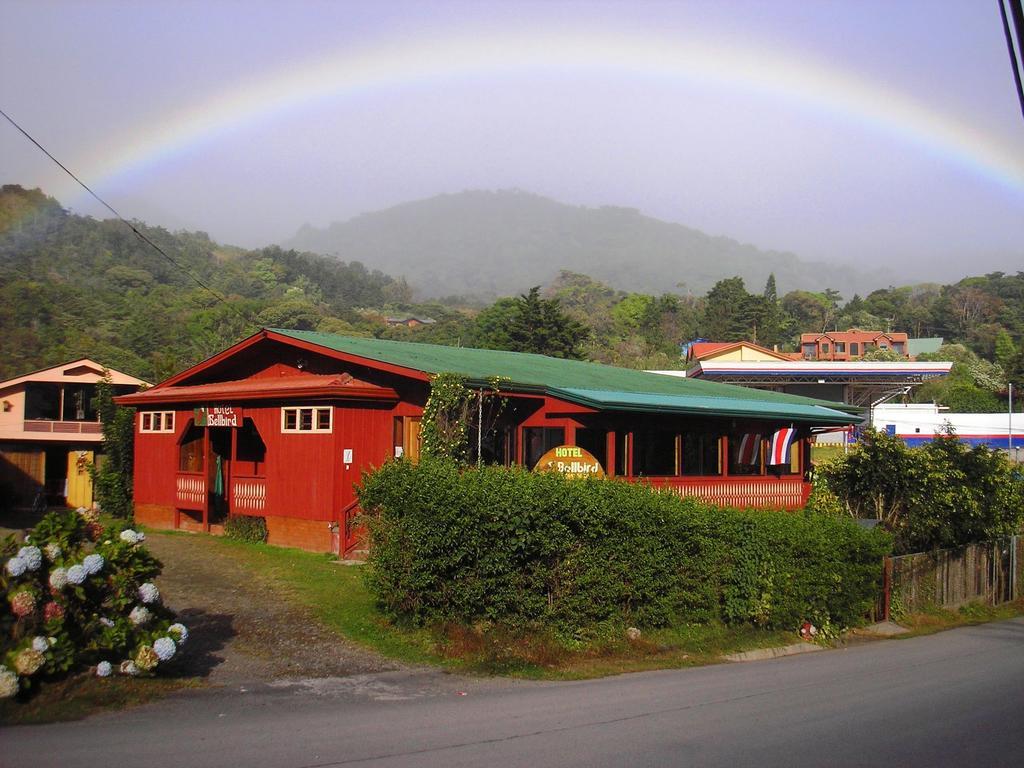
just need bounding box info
[3,618,1023,767]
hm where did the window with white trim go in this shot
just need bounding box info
[140,411,175,433]
[281,406,333,433]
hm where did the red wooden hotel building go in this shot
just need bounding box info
[117,329,859,555]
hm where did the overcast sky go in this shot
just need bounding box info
[2,0,1023,282]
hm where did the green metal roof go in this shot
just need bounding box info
[272,329,860,426]
[907,337,944,356]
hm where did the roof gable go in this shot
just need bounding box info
[0,359,148,390]
[688,341,791,363]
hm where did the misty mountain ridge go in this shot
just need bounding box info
[284,190,895,300]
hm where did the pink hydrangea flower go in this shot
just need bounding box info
[10,591,36,618]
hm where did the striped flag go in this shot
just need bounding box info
[737,433,761,465]
[769,426,797,465]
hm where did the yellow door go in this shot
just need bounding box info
[66,450,94,509]
[404,418,422,463]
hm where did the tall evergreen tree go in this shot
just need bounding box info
[702,277,754,341]
[473,287,588,359]
[755,273,786,347]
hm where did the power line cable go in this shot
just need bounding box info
[998,0,1024,122]
[0,107,259,330]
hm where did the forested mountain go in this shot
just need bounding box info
[2,184,1020,412]
[0,185,410,381]
[284,190,893,300]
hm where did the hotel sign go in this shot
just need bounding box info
[534,445,605,479]
[194,406,242,428]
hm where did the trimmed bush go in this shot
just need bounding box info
[819,428,1024,554]
[224,515,268,544]
[358,460,891,634]
[1,509,188,699]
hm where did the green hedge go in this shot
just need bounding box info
[357,460,891,633]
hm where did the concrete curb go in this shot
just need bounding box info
[724,642,825,662]
[857,621,910,636]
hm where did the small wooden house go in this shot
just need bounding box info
[117,329,860,555]
[0,359,147,508]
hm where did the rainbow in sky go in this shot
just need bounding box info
[21,26,1024,212]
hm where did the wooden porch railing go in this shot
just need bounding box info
[24,419,102,435]
[175,472,205,510]
[341,498,367,557]
[232,475,267,512]
[635,476,809,510]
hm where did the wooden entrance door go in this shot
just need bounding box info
[66,450,94,508]
[403,417,422,462]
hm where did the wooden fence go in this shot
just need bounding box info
[881,536,1023,619]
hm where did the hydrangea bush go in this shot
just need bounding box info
[0,508,188,699]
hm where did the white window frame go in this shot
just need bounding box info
[140,411,175,433]
[281,406,333,434]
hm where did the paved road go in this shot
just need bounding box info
[3,618,1023,767]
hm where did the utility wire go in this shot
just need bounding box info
[0,107,258,329]
[999,0,1024,122]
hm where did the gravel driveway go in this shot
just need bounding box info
[145,532,402,684]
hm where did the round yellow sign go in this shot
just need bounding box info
[533,445,606,479]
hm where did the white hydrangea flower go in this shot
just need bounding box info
[119,660,139,676]
[0,666,19,698]
[67,564,87,585]
[44,542,62,561]
[137,531,146,542]
[83,553,104,575]
[17,546,42,571]
[31,636,49,653]
[138,582,160,604]
[96,661,112,677]
[49,567,69,590]
[168,623,188,645]
[100,617,115,628]
[5,557,26,577]
[119,529,140,545]
[129,605,151,626]
[153,636,176,662]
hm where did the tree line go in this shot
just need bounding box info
[2,185,1020,412]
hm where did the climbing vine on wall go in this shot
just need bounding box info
[421,373,474,463]
[420,373,511,465]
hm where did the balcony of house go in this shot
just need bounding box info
[22,420,103,435]
[2,382,106,441]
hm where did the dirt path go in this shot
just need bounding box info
[145,532,402,685]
